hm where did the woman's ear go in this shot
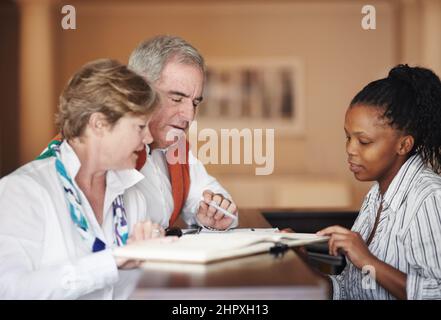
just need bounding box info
[398,135,415,156]
[88,112,108,136]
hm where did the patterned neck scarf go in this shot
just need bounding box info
[38,140,129,252]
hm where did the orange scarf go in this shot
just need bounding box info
[51,134,190,227]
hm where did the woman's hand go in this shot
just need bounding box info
[127,220,165,244]
[116,220,166,270]
[278,228,308,257]
[317,225,376,269]
[115,257,142,270]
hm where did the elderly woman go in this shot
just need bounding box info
[0,59,164,299]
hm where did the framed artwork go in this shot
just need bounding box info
[197,58,305,135]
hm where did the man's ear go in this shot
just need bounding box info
[398,135,414,156]
[88,112,108,136]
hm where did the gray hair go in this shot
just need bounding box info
[128,35,205,83]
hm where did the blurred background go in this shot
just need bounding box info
[1,0,440,211]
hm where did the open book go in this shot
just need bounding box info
[112,230,329,264]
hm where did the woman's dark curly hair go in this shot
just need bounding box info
[350,64,441,173]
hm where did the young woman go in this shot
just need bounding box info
[318,64,441,299]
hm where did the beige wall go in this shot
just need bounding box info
[16,0,441,209]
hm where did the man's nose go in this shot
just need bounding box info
[179,101,195,122]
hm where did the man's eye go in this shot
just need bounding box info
[138,125,146,130]
[359,140,371,145]
[171,97,182,103]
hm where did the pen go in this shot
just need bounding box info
[200,197,238,221]
[165,227,183,237]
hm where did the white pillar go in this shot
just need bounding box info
[18,0,56,163]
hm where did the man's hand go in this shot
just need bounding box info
[196,190,238,230]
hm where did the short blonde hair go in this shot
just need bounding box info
[56,59,157,139]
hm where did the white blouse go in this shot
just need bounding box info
[137,148,238,228]
[331,155,441,300]
[0,141,147,299]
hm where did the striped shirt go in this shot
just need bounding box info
[330,154,441,299]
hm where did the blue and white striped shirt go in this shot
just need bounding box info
[330,154,441,299]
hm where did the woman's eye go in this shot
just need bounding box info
[138,125,146,130]
[359,140,371,145]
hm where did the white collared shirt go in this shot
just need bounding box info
[331,155,441,300]
[0,141,147,299]
[136,147,238,228]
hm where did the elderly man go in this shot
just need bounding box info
[128,35,238,230]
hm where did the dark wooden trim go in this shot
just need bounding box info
[0,2,20,177]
